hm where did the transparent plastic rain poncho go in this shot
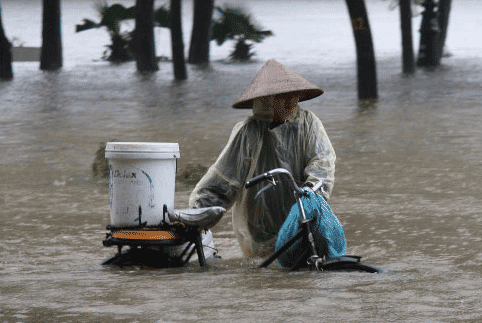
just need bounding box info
[189,107,336,257]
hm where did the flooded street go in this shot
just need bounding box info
[1,0,482,322]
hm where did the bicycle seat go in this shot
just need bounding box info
[168,206,226,229]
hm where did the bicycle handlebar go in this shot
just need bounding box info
[245,168,305,194]
[245,172,271,189]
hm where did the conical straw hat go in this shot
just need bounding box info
[232,59,323,109]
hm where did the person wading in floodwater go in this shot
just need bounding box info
[189,59,336,258]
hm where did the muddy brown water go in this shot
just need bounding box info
[1,0,482,321]
[1,56,481,322]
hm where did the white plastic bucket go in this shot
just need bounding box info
[105,142,180,227]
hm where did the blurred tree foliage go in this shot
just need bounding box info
[76,2,274,63]
[211,5,273,61]
[76,1,170,63]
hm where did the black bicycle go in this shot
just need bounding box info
[245,168,380,273]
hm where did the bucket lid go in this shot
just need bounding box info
[105,142,180,159]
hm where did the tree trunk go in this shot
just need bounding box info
[40,0,62,71]
[0,4,13,80]
[187,0,214,65]
[416,0,438,67]
[433,0,452,65]
[345,0,378,100]
[417,0,452,67]
[170,0,187,80]
[400,0,415,75]
[135,0,158,72]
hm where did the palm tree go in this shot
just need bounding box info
[170,0,186,79]
[211,5,273,61]
[400,0,415,74]
[389,0,452,68]
[417,0,452,67]
[76,1,171,63]
[40,0,62,70]
[434,0,452,64]
[135,0,158,71]
[188,0,214,65]
[345,0,378,100]
[0,2,13,80]
[76,1,135,62]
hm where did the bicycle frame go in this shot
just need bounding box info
[245,168,325,270]
[246,168,380,273]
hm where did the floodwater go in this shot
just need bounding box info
[1,0,482,322]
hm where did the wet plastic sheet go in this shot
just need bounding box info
[275,190,346,268]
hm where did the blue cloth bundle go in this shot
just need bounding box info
[275,191,347,268]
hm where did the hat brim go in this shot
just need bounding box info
[232,59,324,109]
[232,88,323,109]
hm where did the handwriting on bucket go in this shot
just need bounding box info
[112,170,137,179]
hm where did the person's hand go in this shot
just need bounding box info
[302,185,314,196]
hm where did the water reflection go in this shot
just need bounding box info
[39,71,62,113]
[356,99,378,116]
